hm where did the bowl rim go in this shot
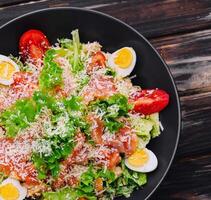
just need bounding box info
[0,7,181,200]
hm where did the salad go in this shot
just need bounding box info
[0,29,169,200]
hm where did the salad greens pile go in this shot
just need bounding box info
[0,29,162,200]
[91,94,132,133]
[39,49,64,91]
[43,163,147,200]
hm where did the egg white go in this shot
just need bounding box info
[0,178,27,200]
[108,47,136,77]
[125,148,158,173]
[0,55,19,85]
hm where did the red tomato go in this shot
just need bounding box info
[131,89,169,115]
[91,51,106,67]
[19,29,50,63]
[87,51,106,73]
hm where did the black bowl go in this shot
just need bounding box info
[0,7,180,200]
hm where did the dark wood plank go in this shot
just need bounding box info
[1,1,211,199]
[0,0,31,7]
[149,30,211,199]
[1,0,211,38]
[151,29,211,96]
[152,154,211,200]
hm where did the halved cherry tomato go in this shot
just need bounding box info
[131,89,169,115]
[87,51,106,73]
[91,51,106,67]
[19,29,50,63]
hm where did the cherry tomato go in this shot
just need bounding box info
[87,51,106,73]
[91,51,106,67]
[131,89,169,115]
[19,29,50,63]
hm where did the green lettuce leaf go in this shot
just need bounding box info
[149,113,161,138]
[0,99,38,137]
[70,29,84,73]
[91,94,132,133]
[39,49,63,91]
[114,162,147,198]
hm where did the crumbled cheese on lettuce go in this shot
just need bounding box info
[32,139,52,157]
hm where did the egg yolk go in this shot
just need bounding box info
[0,183,20,200]
[128,149,149,167]
[0,61,16,80]
[114,48,133,69]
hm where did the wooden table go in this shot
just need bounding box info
[0,0,210,199]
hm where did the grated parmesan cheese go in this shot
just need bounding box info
[44,111,70,138]
[32,139,52,157]
[115,77,140,97]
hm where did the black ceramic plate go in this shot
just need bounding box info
[0,7,180,200]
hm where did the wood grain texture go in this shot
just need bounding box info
[0,0,211,200]
[150,30,211,199]
[0,0,31,7]
[151,30,211,96]
[1,0,211,38]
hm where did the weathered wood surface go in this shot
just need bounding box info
[151,30,211,199]
[1,0,211,199]
[1,0,211,38]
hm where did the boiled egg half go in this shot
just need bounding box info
[125,148,158,173]
[0,178,27,200]
[108,47,136,77]
[0,55,19,85]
